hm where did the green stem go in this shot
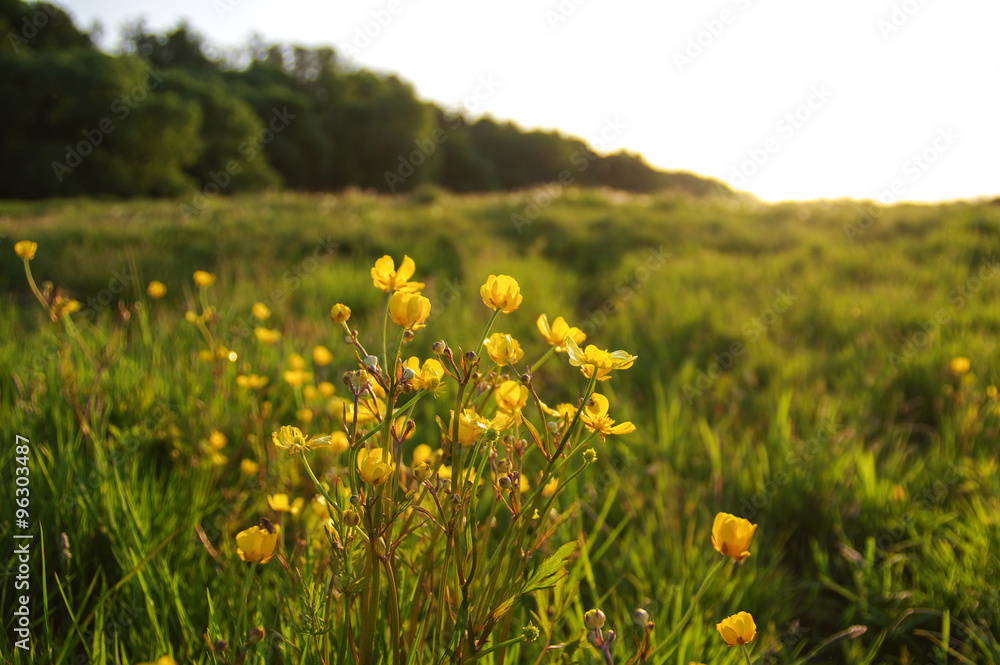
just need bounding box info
[236,562,256,638]
[529,346,555,373]
[741,643,753,665]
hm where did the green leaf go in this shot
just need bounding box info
[522,541,579,594]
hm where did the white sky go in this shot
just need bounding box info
[61,0,1000,202]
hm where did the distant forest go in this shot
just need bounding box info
[0,0,728,202]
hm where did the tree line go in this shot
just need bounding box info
[0,0,728,200]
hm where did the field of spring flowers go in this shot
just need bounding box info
[1,188,999,665]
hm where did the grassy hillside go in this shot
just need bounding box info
[2,189,999,664]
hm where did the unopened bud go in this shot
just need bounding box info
[584,608,606,630]
[496,458,511,474]
[414,462,432,482]
[213,639,228,652]
[520,374,530,384]
[432,340,446,354]
[546,421,559,433]
[499,475,512,489]
[464,351,477,362]
[349,494,361,506]
[401,367,416,382]
[402,330,414,342]
[343,509,360,527]
[247,626,265,645]
[633,608,650,628]
[439,478,452,493]
[363,355,379,370]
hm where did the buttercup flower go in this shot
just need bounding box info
[240,459,260,475]
[711,512,757,562]
[146,281,167,299]
[251,302,271,320]
[208,430,227,450]
[330,303,351,323]
[254,327,282,344]
[412,444,434,466]
[236,520,279,563]
[449,409,487,446]
[357,447,394,485]
[565,338,637,381]
[236,374,269,389]
[537,314,586,352]
[404,357,444,393]
[483,333,524,366]
[480,274,522,313]
[579,393,636,441]
[14,240,37,260]
[389,291,431,330]
[313,345,333,366]
[272,425,309,455]
[716,611,756,647]
[267,493,304,515]
[371,255,424,293]
[949,356,971,376]
[495,380,528,414]
[193,270,216,287]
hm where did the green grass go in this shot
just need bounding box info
[2,188,999,664]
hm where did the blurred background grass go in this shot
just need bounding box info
[2,189,999,663]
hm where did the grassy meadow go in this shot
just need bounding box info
[2,188,999,664]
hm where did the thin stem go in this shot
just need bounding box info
[741,643,753,665]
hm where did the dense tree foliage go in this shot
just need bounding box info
[0,0,728,200]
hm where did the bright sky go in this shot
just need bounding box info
[62,0,1000,203]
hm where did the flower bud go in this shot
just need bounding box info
[520,374,530,384]
[584,608,606,630]
[213,639,228,652]
[546,421,559,433]
[464,350,477,362]
[349,494,361,506]
[247,626,265,645]
[363,355,379,370]
[633,608,650,628]
[498,475,512,489]
[432,340,446,354]
[496,458,511,474]
[343,509,361,527]
[401,367,416,382]
[439,478,452,493]
[414,462,432,482]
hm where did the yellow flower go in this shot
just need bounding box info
[251,302,271,320]
[146,281,167,299]
[483,333,525,367]
[267,493,304,515]
[987,385,998,401]
[303,385,317,401]
[288,353,306,370]
[449,409,487,447]
[949,356,971,375]
[283,369,313,387]
[565,338,637,381]
[711,512,757,562]
[480,274,523,313]
[537,314,586,352]
[236,374,269,389]
[371,254,425,293]
[51,295,80,320]
[296,407,313,424]
[208,430,227,450]
[542,477,559,497]
[716,611,756,647]
[412,443,433,466]
[240,459,260,475]
[313,345,334,366]
[389,291,431,330]
[254,327,282,344]
[357,447,394,485]
[14,240,37,260]
[495,380,528,414]
[318,381,336,397]
[328,430,349,454]
[579,393,636,441]
[330,303,352,323]
[236,520,279,564]
[193,270,216,287]
[272,425,309,455]
[404,357,445,393]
